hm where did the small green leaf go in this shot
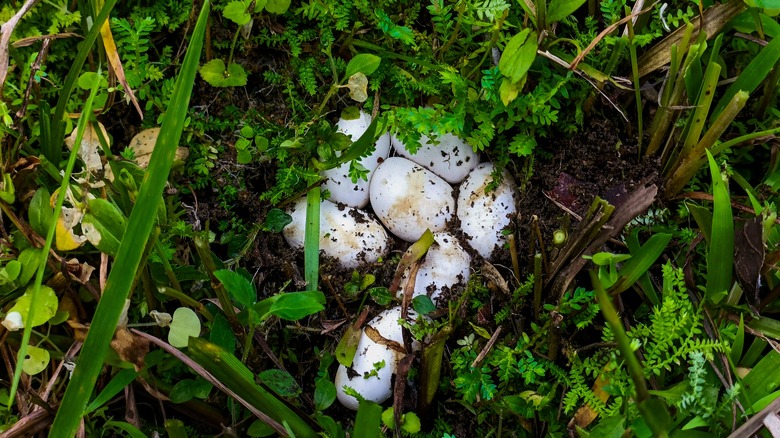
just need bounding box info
[335,323,362,367]
[498,29,538,83]
[401,412,421,434]
[259,369,302,397]
[223,0,251,25]
[77,72,107,90]
[169,379,196,403]
[314,377,336,411]
[17,248,41,286]
[469,322,492,340]
[0,173,15,204]
[262,208,292,233]
[412,295,436,315]
[345,54,382,78]
[200,59,248,87]
[9,285,58,327]
[168,307,201,348]
[264,0,290,13]
[209,313,236,353]
[214,269,256,308]
[22,345,50,375]
[547,0,588,23]
[29,187,53,237]
[268,291,325,320]
[248,420,276,437]
[82,198,128,257]
[369,287,393,305]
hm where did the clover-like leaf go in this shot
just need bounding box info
[168,307,201,348]
[200,59,248,87]
[23,345,50,375]
[8,285,58,328]
[345,54,381,78]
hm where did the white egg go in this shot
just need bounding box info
[335,307,417,410]
[457,163,518,259]
[398,232,471,304]
[283,198,388,268]
[321,111,391,208]
[369,157,455,242]
[391,133,479,184]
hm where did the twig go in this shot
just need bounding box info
[471,326,502,368]
[0,0,40,93]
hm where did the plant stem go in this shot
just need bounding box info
[194,232,240,328]
[625,6,643,155]
[591,270,649,402]
[226,27,240,68]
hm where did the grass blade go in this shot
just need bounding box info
[710,34,780,121]
[49,2,211,435]
[609,233,672,295]
[305,187,321,292]
[704,149,734,304]
[353,400,383,438]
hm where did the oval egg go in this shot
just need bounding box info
[283,198,388,268]
[457,163,519,259]
[392,133,479,184]
[398,232,471,304]
[369,157,455,242]
[321,110,391,208]
[335,306,415,410]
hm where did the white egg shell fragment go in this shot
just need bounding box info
[369,157,455,242]
[282,198,388,268]
[321,111,391,208]
[457,163,519,259]
[335,306,416,410]
[391,133,479,184]
[398,232,471,304]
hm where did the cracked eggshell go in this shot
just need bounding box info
[369,157,455,242]
[335,306,416,410]
[398,232,471,304]
[457,163,519,259]
[283,198,388,268]
[392,133,479,184]
[321,111,391,208]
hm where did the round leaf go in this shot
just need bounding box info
[23,345,50,375]
[168,307,201,348]
[9,285,58,328]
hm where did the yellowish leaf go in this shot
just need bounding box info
[128,127,189,169]
[100,19,143,119]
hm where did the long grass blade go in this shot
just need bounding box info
[49,2,211,435]
[704,149,734,304]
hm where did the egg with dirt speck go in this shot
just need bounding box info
[457,163,518,258]
[398,231,471,303]
[335,306,417,410]
[391,133,479,184]
[321,110,391,208]
[369,157,455,243]
[283,198,388,268]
